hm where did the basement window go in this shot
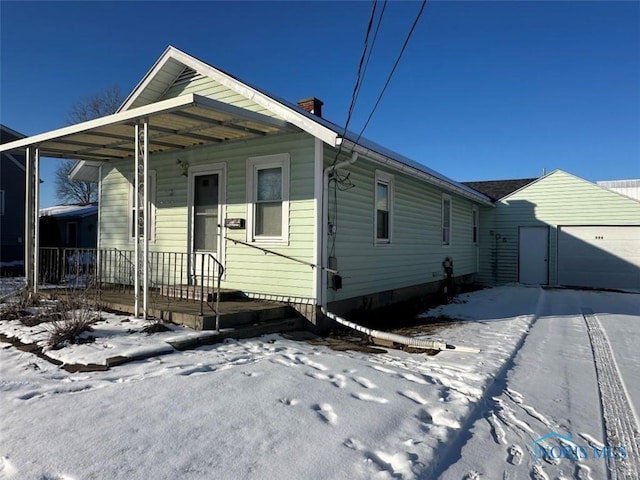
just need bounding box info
[442,194,452,246]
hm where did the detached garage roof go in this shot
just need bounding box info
[463,178,538,202]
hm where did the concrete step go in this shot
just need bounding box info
[168,317,307,350]
[199,302,295,330]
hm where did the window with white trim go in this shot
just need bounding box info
[246,154,290,243]
[442,194,452,246]
[472,206,479,244]
[0,190,4,216]
[375,171,393,244]
[128,171,156,241]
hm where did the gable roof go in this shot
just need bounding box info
[120,46,340,146]
[1,47,492,206]
[463,178,538,202]
[499,169,640,204]
[1,124,26,172]
[1,124,26,142]
[119,46,492,206]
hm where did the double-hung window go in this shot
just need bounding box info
[375,171,393,244]
[128,171,157,241]
[442,194,452,246]
[247,154,290,243]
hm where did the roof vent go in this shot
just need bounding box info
[297,97,323,117]
[173,66,201,85]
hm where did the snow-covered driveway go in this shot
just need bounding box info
[1,286,638,479]
[441,288,640,480]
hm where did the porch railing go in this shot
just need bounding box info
[38,247,224,316]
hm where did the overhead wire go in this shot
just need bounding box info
[354,0,427,146]
[335,0,380,167]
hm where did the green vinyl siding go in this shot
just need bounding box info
[99,133,316,300]
[325,148,481,303]
[159,76,281,119]
[477,170,640,285]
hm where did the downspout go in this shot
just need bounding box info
[320,151,358,309]
[321,307,480,353]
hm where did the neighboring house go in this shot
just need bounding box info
[597,179,640,201]
[39,204,98,249]
[0,124,26,274]
[468,170,640,291]
[0,46,492,325]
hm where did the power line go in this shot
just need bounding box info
[352,1,388,124]
[341,0,379,145]
[354,0,427,146]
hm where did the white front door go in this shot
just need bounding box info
[519,226,549,285]
[189,165,225,283]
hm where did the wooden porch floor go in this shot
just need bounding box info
[88,289,305,332]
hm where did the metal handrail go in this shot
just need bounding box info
[199,253,225,332]
[224,236,339,274]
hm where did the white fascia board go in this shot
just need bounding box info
[122,46,340,147]
[69,160,103,182]
[170,48,340,146]
[342,140,494,207]
[0,93,293,154]
[118,46,178,112]
[0,94,202,153]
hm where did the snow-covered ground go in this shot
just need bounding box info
[0,286,638,479]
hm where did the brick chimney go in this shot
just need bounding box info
[297,97,323,117]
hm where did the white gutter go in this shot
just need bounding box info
[320,151,359,309]
[341,139,494,207]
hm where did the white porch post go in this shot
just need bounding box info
[133,121,149,318]
[24,147,40,294]
[33,148,40,290]
[24,147,34,292]
[142,121,149,319]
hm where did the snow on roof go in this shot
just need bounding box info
[39,204,98,218]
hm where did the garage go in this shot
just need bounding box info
[558,226,640,290]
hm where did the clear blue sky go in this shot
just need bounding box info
[1,1,638,207]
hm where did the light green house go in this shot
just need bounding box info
[473,170,640,290]
[1,46,493,327]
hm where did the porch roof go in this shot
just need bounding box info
[0,93,299,164]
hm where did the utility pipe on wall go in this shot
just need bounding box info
[320,152,359,308]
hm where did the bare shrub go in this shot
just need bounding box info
[1,289,43,321]
[47,307,98,349]
[45,284,102,349]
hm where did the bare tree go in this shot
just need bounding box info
[54,161,97,204]
[54,85,124,204]
[67,84,124,124]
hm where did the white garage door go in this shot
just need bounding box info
[558,226,640,290]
